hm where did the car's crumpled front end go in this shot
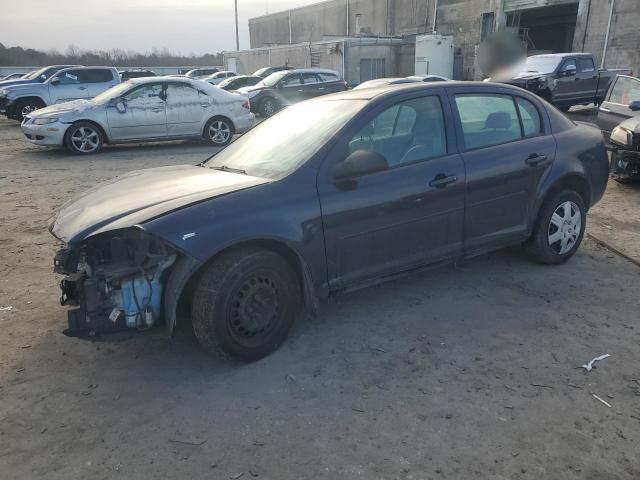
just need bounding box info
[54,227,177,336]
[609,116,640,180]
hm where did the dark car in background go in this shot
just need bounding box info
[49,81,608,361]
[490,53,631,111]
[119,69,156,80]
[237,68,348,117]
[253,65,293,78]
[597,75,640,181]
[217,75,262,91]
[0,65,80,89]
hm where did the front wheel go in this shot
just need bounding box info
[14,99,45,121]
[524,190,586,265]
[192,248,301,361]
[259,98,278,117]
[64,122,103,155]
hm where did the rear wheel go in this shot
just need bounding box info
[64,121,103,155]
[192,248,301,361]
[204,117,234,146]
[524,190,586,264]
[14,98,45,121]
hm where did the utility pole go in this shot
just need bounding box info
[234,0,240,51]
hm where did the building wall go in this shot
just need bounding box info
[247,0,639,80]
[574,0,639,75]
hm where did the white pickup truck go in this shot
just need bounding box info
[0,66,120,121]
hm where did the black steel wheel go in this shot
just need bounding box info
[192,247,301,361]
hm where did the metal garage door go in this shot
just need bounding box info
[360,58,386,83]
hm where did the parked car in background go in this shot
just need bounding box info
[595,75,640,181]
[0,65,80,89]
[0,73,27,81]
[237,68,348,117]
[597,75,640,141]
[355,75,449,90]
[0,67,120,121]
[185,67,220,79]
[253,66,293,78]
[48,81,608,360]
[489,53,632,111]
[22,76,254,154]
[119,69,156,80]
[204,71,239,85]
[217,75,262,91]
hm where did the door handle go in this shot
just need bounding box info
[200,103,209,107]
[429,174,458,188]
[525,153,549,166]
[318,87,326,90]
[78,86,87,90]
[297,89,304,92]
[599,107,611,112]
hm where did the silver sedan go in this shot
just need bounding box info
[21,76,255,154]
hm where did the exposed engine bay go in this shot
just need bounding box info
[54,228,176,336]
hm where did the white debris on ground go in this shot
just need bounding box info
[580,354,610,372]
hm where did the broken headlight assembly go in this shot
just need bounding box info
[55,228,176,336]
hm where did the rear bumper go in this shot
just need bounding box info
[234,112,255,133]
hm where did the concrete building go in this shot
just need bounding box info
[224,0,638,82]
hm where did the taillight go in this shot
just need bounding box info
[242,100,250,110]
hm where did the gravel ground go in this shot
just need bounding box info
[1,115,640,480]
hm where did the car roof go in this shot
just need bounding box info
[287,68,340,75]
[323,81,532,101]
[529,53,592,59]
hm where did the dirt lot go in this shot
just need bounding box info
[1,115,640,480]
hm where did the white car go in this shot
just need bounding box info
[21,76,255,154]
[204,71,239,85]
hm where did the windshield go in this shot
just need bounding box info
[205,99,366,178]
[92,82,134,104]
[260,71,288,87]
[253,67,270,77]
[218,77,239,88]
[521,56,562,73]
[24,67,50,80]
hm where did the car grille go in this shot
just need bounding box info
[24,133,44,140]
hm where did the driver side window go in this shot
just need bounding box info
[280,74,303,87]
[347,96,446,168]
[124,84,164,104]
[560,60,577,72]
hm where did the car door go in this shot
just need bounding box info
[577,57,598,102]
[165,82,206,137]
[318,91,465,289]
[277,73,305,105]
[450,89,556,254]
[49,69,91,103]
[84,69,118,97]
[553,58,578,104]
[106,82,167,141]
[598,75,640,140]
[301,73,323,99]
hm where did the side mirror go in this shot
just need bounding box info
[562,67,577,77]
[629,100,640,112]
[333,149,388,180]
[114,99,126,113]
[50,77,60,85]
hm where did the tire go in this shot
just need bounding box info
[204,117,234,146]
[259,97,278,118]
[524,190,586,265]
[64,121,104,155]
[14,98,45,121]
[192,248,302,361]
[558,105,571,113]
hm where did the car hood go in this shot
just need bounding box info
[0,78,36,88]
[49,165,271,244]
[30,99,96,117]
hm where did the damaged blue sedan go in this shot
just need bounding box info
[50,82,609,361]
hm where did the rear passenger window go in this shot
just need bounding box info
[578,58,595,73]
[516,97,542,137]
[455,94,521,149]
[81,69,114,83]
[347,96,446,168]
[319,72,339,82]
[302,73,319,85]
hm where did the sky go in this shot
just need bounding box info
[2,0,322,54]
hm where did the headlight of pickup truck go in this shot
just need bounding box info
[610,126,633,147]
[32,117,58,125]
[0,89,8,98]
